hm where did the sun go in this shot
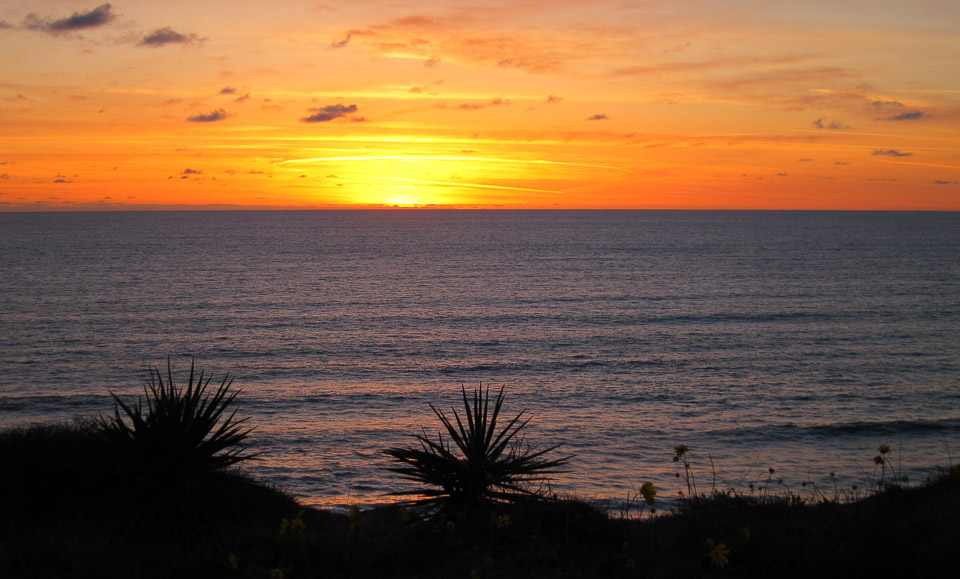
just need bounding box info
[276,154,633,208]
[382,194,426,207]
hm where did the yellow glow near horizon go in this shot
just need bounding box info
[277,155,633,206]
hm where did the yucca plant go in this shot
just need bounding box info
[382,385,572,510]
[96,359,255,477]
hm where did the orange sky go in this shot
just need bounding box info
[2,0,959,210]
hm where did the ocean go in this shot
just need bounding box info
[1,210,958,511]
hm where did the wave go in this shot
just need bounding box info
[707,417,960,443]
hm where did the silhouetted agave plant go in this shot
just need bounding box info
[382,385,572,510]
[97,359,255,476]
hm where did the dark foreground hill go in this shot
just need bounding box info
[2,421,958,578]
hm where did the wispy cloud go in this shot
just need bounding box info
[186,109,231,122]
[300,104,358,123]
[873,149,912,157]
[587,114,608,121]
[933,180,957,185]
[871,100,904,110]
[331,32,352,48]
[22,3,116,36]
[876,111,926,121]
[812,118,850,130]
[219,87,237,95]
[139,27,200,47]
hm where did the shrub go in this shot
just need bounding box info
[382,385,572,510]
[96,359,255,479]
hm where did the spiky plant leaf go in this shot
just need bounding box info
[382,385,572,509]
[96,359,256,476]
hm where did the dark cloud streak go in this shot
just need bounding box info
[140,27,200,47]
[186,109,231,122]
[22,3,117,35]
[876,111,926,121]
[300,104,358,123]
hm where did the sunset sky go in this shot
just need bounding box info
[2,0,959,210]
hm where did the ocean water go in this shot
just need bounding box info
[1,210,958,510]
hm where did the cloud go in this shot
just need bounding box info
[812,117,849,130]
[871,100,904,110]
[235,93,251,103]
[182,169,201,174]
[933,180,957,185]
[139,27,200,47]
[455,98,510,111]
[219,87,237,95]
[0,21,13,30]
[876,111,926,121]
[872,149,912,157]
[834,161,849,166]
[331,32,352,48]
[545,95,563,104]
[587,114,608,121]
[300,103,357,123]
[425,56,441,67]
[186,109,231,122]
[22,3,117,35]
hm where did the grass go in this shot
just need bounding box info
[2,370,958,577]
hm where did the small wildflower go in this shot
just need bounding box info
[879,444,891,455]
[901,474,909,484]
[673,445,689,461]
[706,539,730,569]
[484,556,496,568]
[470,567,481,579]
[768,467,775,475]
[270,569,284,579]
[625,558,636,570]
[446,521,456,532]
[739,527,751,541]
[348,505,359,520]
[228,553,240,570]
[640,482,657,506]
[874,455,884,465]
[492,514,511,529]
[852,485,858,491]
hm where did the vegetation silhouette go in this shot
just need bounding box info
[2,362,959,577]
[382,385,572,511]
[96,358,256,475]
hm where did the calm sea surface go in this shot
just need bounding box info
[1,210,958,510]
